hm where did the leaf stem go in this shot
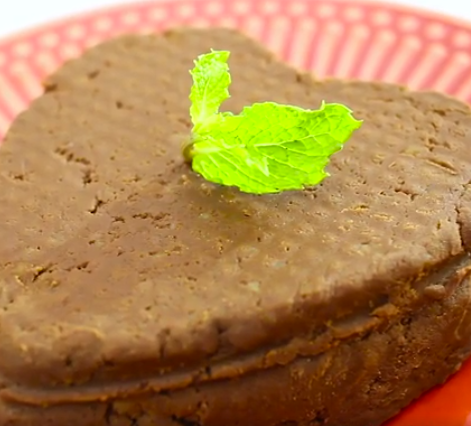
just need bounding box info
[182,138,195,163]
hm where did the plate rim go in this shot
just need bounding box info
[1,0,471,48]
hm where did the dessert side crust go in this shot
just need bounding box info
[2,258,470,426]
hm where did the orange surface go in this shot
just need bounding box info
[387,358,471,426]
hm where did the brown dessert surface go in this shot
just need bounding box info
[1,28,471,426]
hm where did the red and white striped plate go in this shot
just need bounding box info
[1,0,471,424]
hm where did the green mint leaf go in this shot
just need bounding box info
[186,51,362,194]
[189,50,231,133]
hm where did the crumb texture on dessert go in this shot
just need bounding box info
[0,28,471,426]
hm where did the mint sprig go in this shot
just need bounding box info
[184,50,362,194]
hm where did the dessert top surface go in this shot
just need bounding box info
[0,28,470,388]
